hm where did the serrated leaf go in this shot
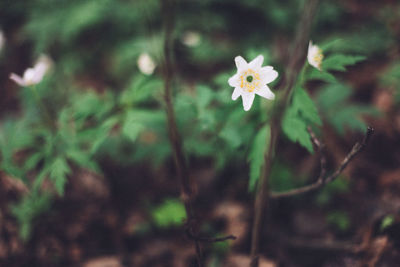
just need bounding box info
[292,87,322,125]
[66,149,99,172]
[282,110,313,153]
[317,83,352,110]
[323,54,366,72]
[122,112,145,142]
[320,38,344,52]
[23,152,43,171]
[248,125,271,192]
[307,68,337,83]
[120,75,162,106]
[49,157,71,196]
[317,83,380,135]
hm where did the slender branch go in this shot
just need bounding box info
[160,1,236,265]
[160,0,202,265]
[270,127,374,199]
[249,0,320,266]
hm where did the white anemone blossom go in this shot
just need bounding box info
[137,52,156,75]
[307,41,323,70]
[10,55,52,87]
[228,55,278,111]
[181,31,201,47]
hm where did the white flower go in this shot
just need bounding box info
[307,41,323,70]
[0,30,5,52]
[181,31,201,47]
[228,55,278,111]
[137,52,156,75]
[10,54,53,87]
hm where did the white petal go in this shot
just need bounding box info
[228,74,240,87]
[261,66,273,72]
[256,85,275,100]
[9,73,26,86]
[232,87,241,100]
[235,56,248,71]
[241,92,255,111]
[260,69,278,84]
[308,41,313,56]
[23,68,38,85]
[248,55,264,69]
[138,53,156,75]
[34,55,52,79]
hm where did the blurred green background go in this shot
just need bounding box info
[0,0,400,266]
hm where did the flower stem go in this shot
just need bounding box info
[31,85,55,130]
[160,0,203,266]
[249,0,320,266]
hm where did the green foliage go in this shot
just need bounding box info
[151,199,187,228]
[322,54,366,72]
[380,63,400,103]
[247,125,270,192]
[380,215,395,232]
[282,87,321,153]
[0,0,396,242]
[326,210,351,231]
[11,192,52,241]
[317,83,379,135]
[269,161,297,193]
[315,177,349,206]
[49,157,71,196]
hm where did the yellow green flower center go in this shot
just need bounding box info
[313,49,324,67]
[240,69,260,92]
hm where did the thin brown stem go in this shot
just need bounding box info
[160,0,236,265]
[160,0,202,265]
[249,0,320,266]
[270,127,374,199]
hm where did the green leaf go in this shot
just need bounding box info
[122,111,145,142]
[49,157,71,196]
[270,161,296,192]
[380,215,395,232]
[326,210,351,231]
[307,68,337,83]
[11,192,52,241]
[119,75,162,106]
[248,125,271,192]
[66,149,99,172]
[317,83,379,135]
[151,198,187,228]
[23,152,43,171]
[322,54,366,72]
[316,177,349,205]
[317,83,352,110]
[292,87,322,125]
[282,111,313,153]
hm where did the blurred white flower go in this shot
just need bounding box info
[137,53,156,75]
[10,54,53,87]
[0,30,5,52]
[181,31,201,47]
[228,55,277,111]
[307,41,323,70]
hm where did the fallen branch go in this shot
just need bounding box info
[270,127,374,199]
